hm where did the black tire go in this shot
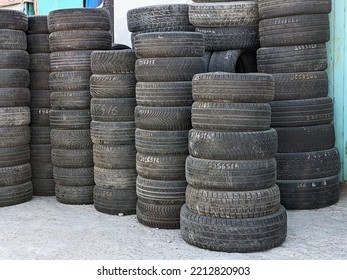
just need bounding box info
[91,121,135,146]
[94,185,137,215]
[50,91,91,110]
[136,82,192,107]
[27,16,48,34]
[273,71,328,101]
[208,49,258,73]
[50,51,93,72]
[136,152,186,181]
[48,8,110,32]
[277,175,340,210]
[135,57,205,82]
[192,72,274,103]
[135,129,189,155]
[30,126,50,145]
[53,166,94,186]
[189,129,278,160]
[270,97,333,127]
[32,179,55,196]
[0,107,30,127]
[180,204,287,253]
[135,106,191,131]
[49,30,112,52]
[55,184,93,205]
[0,88,30,107]
[202,51,212,72]
[94,167,137,188]
[127,4,190,32]
[51,148,93,168]
[90,74,136,98]
[0,29,27,51]
[186,156,277,191]
[276,148,340,180]
[91,98,136,122]
[0,145,30,168]
[196,25,259,51]
[0,50,29,69]
[0,126,30,147]
[0,163,31,187]
[31,163,53,179]
[27,34,50,53]
[137,198,183,229]
[257,44,327,73]
[192,102,271,132]
[30,72,50,90]
[0,182,33,207]
[276,124,335,153]
[258,0,332,20]
[0,10,28,32]
[30,90,50,108]
[93,144,136,169]
[49,109,91,130]
[50,129,92,149]
[134,32,205,58]
[0,69,29,88]
[30,108,50,127]
[30,53,50,72]
[91,50,136,74]
[30,144,51,163]
[186,184,280,219]
[49,71,91,91]
[259,14,330,47]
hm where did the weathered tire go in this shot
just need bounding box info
[91,98,136,122]
[93,144,136,169]
[49,71,91,91]
[32,179,55,196]
[135,106,191,131]
[27,16,48,34]
[91,50,136,74]
[30,144,51,163]
[196,25,259,51]
[30,90,50,108]
[53,167,94,186]
[30,53,50,72]
[31,163,53,179]
[27,34,50,53]
[51,148,93,168]
[0,182,33,207]
[202,51,212,72]
[257,44,327,73]
[189,129,278,160]
[0,10,28,31]
[50,129,92,149]
[0,29,27,50]
[91,121,135,145]
[134,32,205,58]
[0,69,29,88]
[90,74,136,98]
[30,108,50,127]
[55,184,93,205]
[50,51,93,72]
[0,145,30,168]
[49,110,91,129]
[259,14,330,47]
[180,204,287,253]
[50,91,91,110]
[0,50,29,69]
[135,129,189,155]
[136,82,192,107]
[0,163,31,187]
[192,72,274,103]
[186,184,281,219]
[0,126,30,147]
[30,72,50,90]
[135,57,205,82]
[277,175,340,210]
[0,107,30,127]
[0,88,30,107]
[192,102,271,131]
[94,167,137,188]
[186,156,277,191]
[30,126,50,145]
[270,97,333,127]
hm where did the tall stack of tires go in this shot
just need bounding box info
[188,1,259,72]
[27,16,54,196]
[90,50,138,215]
[132,28,205,228]
[0,10,32,207]
[48,9,112,204]
[181,72,287,252]
[257,0,341,209]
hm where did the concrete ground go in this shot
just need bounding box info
[0,186,346,260]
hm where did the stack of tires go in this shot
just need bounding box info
[133,31,205,229]
[127,4,194,48]
[188,0,259,72]
[181,72,287,252]
[90,50,138,215]
[48,9,112,204]
[0,10,32,207]
[27,16,54,196]
[257,0,341,209]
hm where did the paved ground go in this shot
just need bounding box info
[0,186,346,260]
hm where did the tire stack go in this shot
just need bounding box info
[90,50,138,215]
[188,1,259,72]
[27,16,54,196]
[257,0,341,209]
[47,9,112,204]
[0,10,32,207]
[133,31,205,229]
[180,72,287,252]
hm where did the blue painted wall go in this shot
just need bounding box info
[37,0,83,15]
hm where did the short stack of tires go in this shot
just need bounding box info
[90,50,138,215]
[257,0,341,209]
[188,0,259,72]
[47,8,112,204]
[133,31,205,229]
[0,10,32,207]
[27,16,54,196]
[180,72,287,252]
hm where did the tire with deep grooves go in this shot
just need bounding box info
[90,74,136,98]
[0,29,27,51]
[50,51,93,72]
[0,10,28,32]
[91,121,135,145]
[55,184,93,205]
[0,88,30,107]
[91,50,136,74]
[50,129,92,149]
[0,182,33,207]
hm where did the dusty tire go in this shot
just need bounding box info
[32,179,55,196]
[30,108,50,127]
[91,121,135,145]
[91,98,136,122]
[50,91,91,110]
[53,167,94,186]
[0,163,31,187]
[30,53,50,72]
[49,71,91,91]
[30,90,50,108]
[50,51,93,72]
[91,50,136,74]
[27,34,50,53]
[30,126,51,145]
[0,10,28,31]
[50,129,92,149]
[0,50,29,69]
[49,109,91,129]
[0,126,30,147]
[94,167,137,188]
[0,182,33,207]
[0,69,29,88]
[27,16,48,34]
[0,29,27,51]
[0,145,30,168]
[0,107,30,127]
[51,148,93,168]
[55,184,93,205]
[93,145,136,169]
[29,72,50,90]
[0,88,30,107]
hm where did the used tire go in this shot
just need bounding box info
[30,108,50,127]
[53,166,94,186]
[49,71,91,91]
[30,53,50,72]
[90,74,136,98]
[91,50,136,74]
[32,179,55,196]
[94,167,137,188]
[0,29,27,50]
[0,107,30,127]
[55,184,93,205]
[51,148,93,168]
[0,145,30,168]
[27,16,49,34]
[0,69,29,88]
[50,91,91,110]
[0,126,30,147]
[30,126,50,145]
[91,98,136,122]
[93,144,136,169]
[27,34,50,53]
[30,72,50,90]
[0,163,31,186]
[0,88,30,107]
[0,50,29,69]
[0,10,28,31]
[50,129,92,149]
[91,121,135,145]
[0,182,32,207]
[50,51,93,72]
[49,109,91,129]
